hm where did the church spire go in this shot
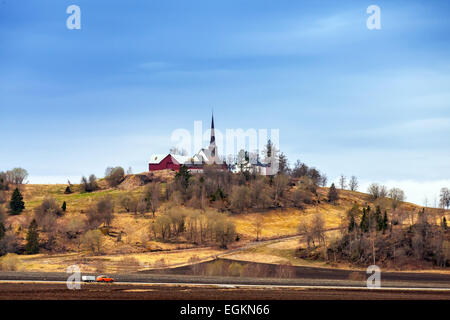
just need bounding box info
[209,112,216,158]
[210,112,215,144]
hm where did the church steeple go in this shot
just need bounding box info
[209,112,216,158]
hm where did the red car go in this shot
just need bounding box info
[96,275,115,283]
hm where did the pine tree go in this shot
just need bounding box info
[360,207,369,233]
[9,188,25,215]
[64,186,72,194]
[375,206,383,232]
[442,216,448,230]
[0,222,5,240]
[25,219,39,254]
[61,201,67,212]
[328,183,339,204]
[175,165,192,191]
[382,211,388,233]
[348,215,356,232]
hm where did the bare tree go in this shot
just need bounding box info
[170,147,188,156]
[320,174,328,187]
[5,168,28,185]
[311,214,326,247]
[80,230,103,254]
[86,196,114,228]
[297,220,313,249]
[273,174,289,204]
[339,175,347,190]
[367,183,388,200]
[388,188,406,211]
[253,215,264,241]
[144,182,161,217]
[97,196,114,227]
[349,176,359,191]
[118,193,138,213]
[440,187,450,209]
[0,172,9,190]
[230,185,251,213]
[34,197,63,232]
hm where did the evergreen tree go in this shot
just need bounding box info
[266,139,273,158]
[375,206,383,232]
[382,211,388,233]
[25,219,39,254]
[348,215,356,232]
[64,186,72,194]
[0,221,5,240]
[175,165,192,191]
[360,207,369,233]
[277,153,289,175]
[442,216,448,231]
[328,183,339,204]
[9,188,25,215]
[61,201,67,212]
[366,206,372,230]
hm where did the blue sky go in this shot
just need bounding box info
[1,0,449,205]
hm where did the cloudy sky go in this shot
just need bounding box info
[1,0,449,205]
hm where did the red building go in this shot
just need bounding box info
[148,154,191,171]
[148,114,228,173]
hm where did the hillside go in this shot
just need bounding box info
[0,171,448,273]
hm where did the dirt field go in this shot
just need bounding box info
[0,282,449,300]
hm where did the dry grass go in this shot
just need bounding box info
[12,248,222,273]
[4,180,448,274]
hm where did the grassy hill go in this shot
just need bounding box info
[1,172,448,273]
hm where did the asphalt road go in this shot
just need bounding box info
[1,266,449,290]
[0,281,450,300]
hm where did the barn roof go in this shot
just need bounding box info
[149,154,201,165]
[148,154,170,164]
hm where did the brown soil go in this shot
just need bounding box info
[0,282,449,300]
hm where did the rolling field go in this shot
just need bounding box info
[2,177,448,275]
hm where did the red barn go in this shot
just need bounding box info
[148,154,192,171]
[148,114,228,173]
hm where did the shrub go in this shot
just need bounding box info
[80,174,99,192]
[105,166,125,187]
[230,185,251,213]
[64,217,85,238]
[86,196,114,229]
[0,253,20,271]
[118,193,138,213]
[80,230,103,254]
[34,197,62,231]
[327,183,339,204]
[292,188,313,207]
[228,262,243,277]
[206,260,226,276]
[0,191,6,204]
[0,231,19,255]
